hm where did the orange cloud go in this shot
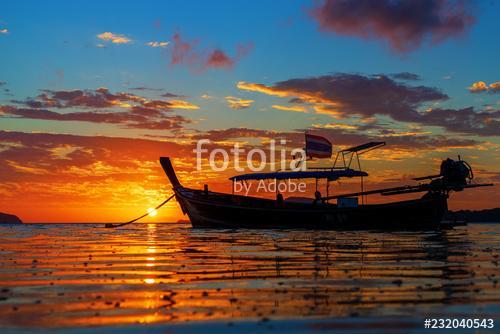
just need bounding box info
[168,100,200,110]
[468,81,489,93]
[468,81,500,93]
[238,80,344,117]
[312,123,358,130]
[312,104,344,118]
[489,82,500,93]
[271,105,308,113]
[2,88,195,130]
[225,96,254,109]
[237,81,291,98]
[1,126,496,223]
[238,74,499,136]
[0,130,198,222]
[490,81,500,91]
[97,32,131,44]
[237,81,340,105]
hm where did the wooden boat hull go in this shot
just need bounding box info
[173,187,447,229]
[160,157,448,230]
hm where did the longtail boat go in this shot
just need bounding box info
[160,136,492,229]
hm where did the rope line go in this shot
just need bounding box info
[104,194,176,228]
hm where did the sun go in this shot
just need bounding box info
[147,208,157,217]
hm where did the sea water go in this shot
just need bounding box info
[0,223,498,333]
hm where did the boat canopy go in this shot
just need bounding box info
[230,169,368,182]
[341,141,385,153]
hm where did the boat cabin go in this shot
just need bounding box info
[229,138,385,206]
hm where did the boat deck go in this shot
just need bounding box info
[179,187,341,209]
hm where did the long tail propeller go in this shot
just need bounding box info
[321,157,493,201]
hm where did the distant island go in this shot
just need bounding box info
[450,208,500,223]
[0,212,23,224]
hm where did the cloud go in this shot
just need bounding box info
[468,81,500,93]
[187,126,480,155]
[161,92,188,98]
[468,81,488,93]
[123,117,189,130]
[391,72,421,81]
[490,82,500,93]
[206,49,234,68]
[313,123,358,130]
[11,88,198,111]
[129,86,163,92]
[1,126,496,222]
[1,105,190,130]
[310,0,475,53]
[170,33,251,71]
[237,81,291,98]
[309,127,479,152]
[201,94,213,99]
[141,99,191,110]
[191,127,282,142]
[418,107,500,136]
[205,43,253,69]
[146,41,169,48]
[127,87,186,97]
[97,32,131,44]
[238,73,447,120]
[0,130,194,220]
[238,73,500,136]
[0,28,8,34]
[0,81,6,86]
[225,96,254,109]
[1,88,196,130]
[166,100,200,110]
[271,105,308,113]
[13,88,140,109]
[288,98,306,104]
[170,33,199,67]
[1,87,13,97]
[311,104,344,118]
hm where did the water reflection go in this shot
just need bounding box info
[0,223,498,329]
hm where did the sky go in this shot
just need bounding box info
[1,0,499,222]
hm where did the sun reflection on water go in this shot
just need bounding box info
[0,223,498,329]
[144,278,156,284]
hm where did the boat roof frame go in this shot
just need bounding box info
[229,141,385,183]
[229,141,385,203]
[333,141,385,170]
[229,169,368,182]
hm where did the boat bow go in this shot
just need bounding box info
[160,157,182,188]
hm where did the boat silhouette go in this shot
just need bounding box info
[160,137,492,229]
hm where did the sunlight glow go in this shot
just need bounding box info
[147,208,157,217]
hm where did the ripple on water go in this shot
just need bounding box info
[0,223,498,329]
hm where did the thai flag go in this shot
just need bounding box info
[305,133,332,158]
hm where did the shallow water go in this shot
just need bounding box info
[0,223,498,332]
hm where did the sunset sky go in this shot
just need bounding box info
[1,0,499,222]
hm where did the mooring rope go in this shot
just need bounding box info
[104,194,176,228]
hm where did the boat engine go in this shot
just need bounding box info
[437,157,473,190]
